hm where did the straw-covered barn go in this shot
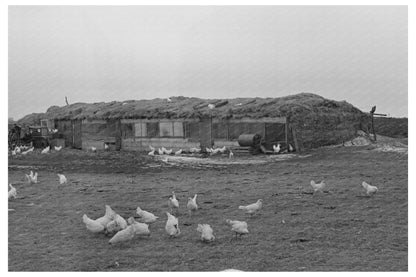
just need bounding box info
[18,93,370,151]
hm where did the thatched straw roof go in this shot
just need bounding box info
[18,93,365,125]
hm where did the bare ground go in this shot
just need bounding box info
[8,146,408,271]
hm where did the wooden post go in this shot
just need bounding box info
[285,119,288,151]
[371,113,376,141]
[291,125,301,153]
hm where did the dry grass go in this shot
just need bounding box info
[17,93,364,124]
[8,146,407,271]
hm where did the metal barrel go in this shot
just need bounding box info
[237,134,262,147]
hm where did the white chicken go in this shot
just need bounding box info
[218,146,227,153]
[8,184,17,199]
[168,191,180,212]
[148,150,155,156]
[175,149,182,155]
[41,146,50,154]
[104,143,109,150]
[57,174,67,185]
[165,212,180,237]
[82,214,105,233]
[105,213,127,235]
[273,144,281,153]
[105,219,124,235]
[310,180,326,193]
[26,171,38,184]
[158,148,164,155]
[239,199,263,216]
[187,194,198,216]
[196,224,215,242]
[164,149,173,155]
[189,147,201,154]
[229,149,234,159]
[90,146,97,152]
[108,225,135,244]
[127,217,151,236]
[288,144,294,152]
[114,214,128,230]
[226,219,249,237]
[211,148,221,155]
[95,205,117,227]
[136,207,159,223]
[54,146,62,151]
[362,181,378,196]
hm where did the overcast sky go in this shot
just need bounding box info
[8,5,407,120]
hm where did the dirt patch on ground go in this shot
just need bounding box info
[8,147,407,271]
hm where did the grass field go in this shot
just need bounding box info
[8,146,408,271]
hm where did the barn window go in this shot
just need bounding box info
[146,122,159,138]
[121,123,134,138]
[212,122,228,139]
[173,122,184,137]
[159,122,173,137]
[184,122,199,141]
[135,122,147,137]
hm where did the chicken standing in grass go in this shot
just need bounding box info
[105,213,127,235]
[57,174,67,185]
[114,214,128,229]
[175,149,182,155]
[168,191,180,213]
[8,184,17,199]
[127,217,151,236]
[310,180,326,193]
[105,219,124,235]
[229,149,234,159]
[218,146,227,153]
[108,224,136,244]
[82,214,105,233]
[239,199,263,216]
[90,146,97,152]
[95,205,117,227]
[165,212,180,237]
[226,219,249,238]
[362,181,378,196]
[41,146,50,154]
[54,146,62,151]
[196,224,215,242]
[148,150,155,156]
[273,144,281,153]
[187,194,198,216]
[158,148,164,155]
[136,207,159,223]
[164,149,173,155]
[26,171,38,184]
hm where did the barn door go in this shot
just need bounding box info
[265,123,286,150]
[199,116,213,150]
[72,120,82,149]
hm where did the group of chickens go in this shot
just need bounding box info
[147,145,233,158]
[310,179,378,195]
[81,191,263,245]
[10,145,63,157]
[8,171,68,201]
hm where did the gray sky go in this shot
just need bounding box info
[9,5,408,120]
